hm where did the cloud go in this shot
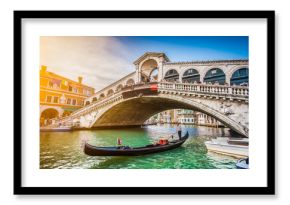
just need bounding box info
[40,36,135,91]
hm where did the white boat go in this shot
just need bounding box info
[236,158,249,169]
[40,126,72,132]
[205,137,248,158]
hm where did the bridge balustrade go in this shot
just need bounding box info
[232,87,249,96]
[158,82,248,98]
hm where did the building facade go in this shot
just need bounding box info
[194,112,223,127]
[152,109,223,127]
[40,65,95,126]
[156,110,174,124]
[177,109,195,124]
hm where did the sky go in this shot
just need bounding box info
[40,36,248,91]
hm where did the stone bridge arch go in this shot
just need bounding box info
[89,95,248,137]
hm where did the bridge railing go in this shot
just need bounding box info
[57,93,123,124]
[79,94,122,115]
[158,82,249,98]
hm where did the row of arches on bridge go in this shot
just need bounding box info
[86,78,135,105]
[163,67,249,86]
[85,67,248,105]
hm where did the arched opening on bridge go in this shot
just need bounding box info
[230,68,249,86]
[126,79,135,86]
[99,93,105,100]
[85,101,90,106]
[182,69,200,83]
[92,97,97,102]
[164,69,179,82]
[115,84,123,92]
[141,74,150,83]
[140,59,158,83]
[149,68,158,82]
[107,89,114,97]
[204,68,226,85]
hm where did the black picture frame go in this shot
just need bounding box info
[14,10,275,195]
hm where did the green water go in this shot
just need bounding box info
[40,124,237,169]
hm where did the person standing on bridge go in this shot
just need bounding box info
[177,123,182,140]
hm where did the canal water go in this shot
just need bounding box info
[40,124,237,169]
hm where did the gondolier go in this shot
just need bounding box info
[177,123,182,140]
[117,137,122,146]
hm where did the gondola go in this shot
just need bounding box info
[84,131,189,156]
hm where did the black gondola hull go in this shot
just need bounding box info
[84,132,189,156]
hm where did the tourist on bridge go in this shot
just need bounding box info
[177,123,182,140]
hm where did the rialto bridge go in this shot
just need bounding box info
[54,52,249,137]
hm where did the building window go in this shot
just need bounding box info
[48,81,53,88]
[46,96,52,103]
[67,98,71,105]
[53,83,59,89]
[72,99,76,105]
[60,95,66,104]
[53,96,59,103]
[69,86,73,92]
[73,88,78,93]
